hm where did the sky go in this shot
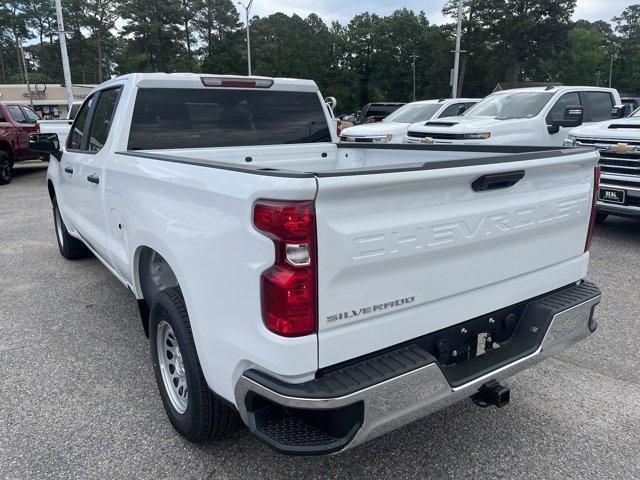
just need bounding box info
[248,0,637,25]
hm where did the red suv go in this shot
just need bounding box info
[0,102,41,185]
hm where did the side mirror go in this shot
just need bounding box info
[611,105,628,119]
[456,105,467,116]
[29,133,62,160]
[549,105,584,133]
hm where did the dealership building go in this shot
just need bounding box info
[0,83,96,119]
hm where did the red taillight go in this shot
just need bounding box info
[253,200,316,337]
[585,165,601,252]
[336,119,342,136]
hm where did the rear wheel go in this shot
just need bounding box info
[0,152,12,185]
[149,287,238,442]
[52,198,90,259]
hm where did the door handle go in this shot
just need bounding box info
[472,171,525,192]
[64,167,73,174]
[87,174,100,184]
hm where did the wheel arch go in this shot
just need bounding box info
[133,244,182,336]
[0,140,13,160]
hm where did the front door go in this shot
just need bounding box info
[544,92,582,146]
[67,87,122,259]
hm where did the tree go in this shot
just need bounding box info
[193,0,242,73]
[614,5,640,93]
[118,0,184,72]
[83,0,119,82]
[473,0,577,84]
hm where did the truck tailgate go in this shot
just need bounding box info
[315,148,598,367]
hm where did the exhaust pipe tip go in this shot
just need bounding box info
[471,380,511,408]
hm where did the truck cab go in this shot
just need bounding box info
[405,86,621,147]
[0,102,41,184]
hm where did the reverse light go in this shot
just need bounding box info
[253,200,317,337]
[463,132,491,140]
[200,76,274,88]
[585,165,601,252]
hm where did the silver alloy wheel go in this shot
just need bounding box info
[55,207,64,247]
[157,320,188,414]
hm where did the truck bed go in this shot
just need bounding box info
[121,143,592,176]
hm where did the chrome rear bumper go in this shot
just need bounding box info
[235,283,601,455]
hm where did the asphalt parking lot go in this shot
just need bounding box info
[1,162,639,480]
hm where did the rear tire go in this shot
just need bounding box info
[149,287,238,443]
[596,211,609,224]
[52,198,90,259]
[0,152,12,185]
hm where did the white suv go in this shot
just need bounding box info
[405,86,621,147]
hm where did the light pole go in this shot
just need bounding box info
[411,55,418,101]
[19,47,34,109]
[238,0,254,76]
[53,0,74,112]
[451,0,464,99]
[609,54,615,88]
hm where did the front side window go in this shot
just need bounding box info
[21,106,40,123]
[546,92,581,124]
[87,89,121,152]
[128,88,332,150]
[584,92,614,122]
[438,103,465,118]
[7,105,26,123]
[68,95,96,150]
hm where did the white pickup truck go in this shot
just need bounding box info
[566,107,640,220]
[405,86,621,147]
[30,73,602,455]
[37,102,82,148]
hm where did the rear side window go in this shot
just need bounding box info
[87,88,121,152]
[128,88,332,150]
[439,103,465,117]
[546,92,581,124]
[584,92,615,122]
[7,105,26,123]
[68,95,95,150]
[0,109,5,122]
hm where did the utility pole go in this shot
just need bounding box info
[19,47,34,109]
[609,55,614,88]
[238,0,254,76]
[53,0,74,112]
[451,0,464,99]
[411,55,418,101]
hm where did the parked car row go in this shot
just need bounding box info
[339,85,640,222]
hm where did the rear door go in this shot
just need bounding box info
[314,148,598,367]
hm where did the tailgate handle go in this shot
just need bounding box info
[472,171,525,192]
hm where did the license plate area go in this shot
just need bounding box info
[599,187,626,204]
